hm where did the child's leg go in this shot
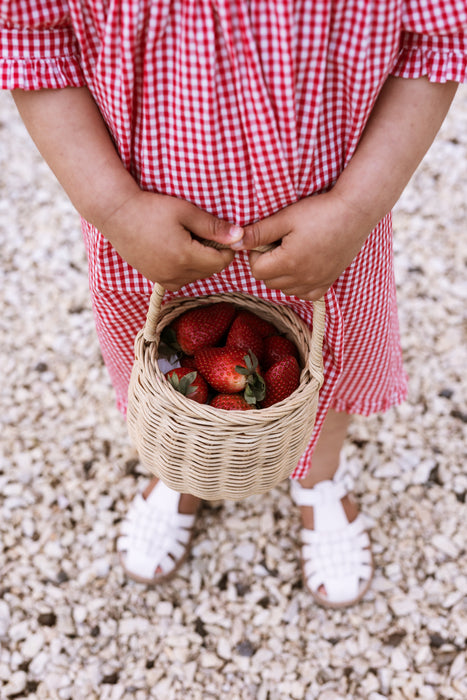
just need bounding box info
[299,409,350,487]
[297,409,358,529]
[142,479,200,515]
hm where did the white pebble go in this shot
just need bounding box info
[391,648,409,672]
[29,651,49,676]
[72,605,87,625]
[3,670,27,696]
[317,691,346,700]
[233,542,256,560]
[9,620,30,642]
[118,617,150,636]
[389,596,418,616]
[217,637,231,659]
[431,534,460,558]
[0,600,10,637]
[21,631,44,659]
[92,556,110,578]
[155,601,173,617]
[450,652,466,679]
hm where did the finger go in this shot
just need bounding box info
[163,246,235,291]
[289,287,329,301]
[235,208,292,251]
[249,252,329,298]
[180,201,244,248]
[248,256,296,289]
[257,279,328,301]
[248,243,291,281]
[189,238,235,275]
[269,278,331,300]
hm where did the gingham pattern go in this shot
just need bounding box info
[0,0,85,89]
[2,1,466,478]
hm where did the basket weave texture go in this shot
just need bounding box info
[127,283,325,500]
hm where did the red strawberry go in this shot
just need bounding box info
[263,335,299,370]
[226,315,264,362]
[165,368,209,404]
[210,394,255,411]
[261,356,300,408]
[195,348,266,404]
[170,302,236,356]
[179,355,197,369]
[235,310,277,338]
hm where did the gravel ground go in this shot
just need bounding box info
[1,86,466,700]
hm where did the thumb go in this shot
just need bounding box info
[182,202,244,248]
[234,209,290,251]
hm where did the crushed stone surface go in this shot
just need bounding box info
[0,86,466,699]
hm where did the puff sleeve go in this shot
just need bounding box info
[391,0,467,82]
[0,0,85,89]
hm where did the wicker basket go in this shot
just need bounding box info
[127,283,325,500]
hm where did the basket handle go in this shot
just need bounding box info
[144,282,166,342]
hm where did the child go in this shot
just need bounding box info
[2,1,466,608]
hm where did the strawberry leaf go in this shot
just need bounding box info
[235,365,251,376]
[245,373,266,404]
[178,371,198,396]
[244,386,258,404]
[245,351,258,372]
[160,326,183,359]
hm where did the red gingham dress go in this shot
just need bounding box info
[2,1,467,478]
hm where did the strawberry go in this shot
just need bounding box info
[179,355,197,369]
[195,348,266,404]
[263,335,299,370]
[170,302,236,356]
[226,315,264,362]
[159,325,181,359]
[210,394,255,411]
[235,310,277,338]
[261,356,301,408]
[165,368,209,404]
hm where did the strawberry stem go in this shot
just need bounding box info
[235,351,266,404]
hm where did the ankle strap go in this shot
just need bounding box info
[290,478,349,507]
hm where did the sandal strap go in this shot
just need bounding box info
[117,481,196,580]
[290,478,348,507]
[291,478,357,531]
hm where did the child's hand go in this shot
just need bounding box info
[235,191,373,300]
[10,87,242,290]
[99,190,243,290]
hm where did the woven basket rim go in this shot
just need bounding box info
[136,290,324,419]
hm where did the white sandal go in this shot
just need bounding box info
[117,480,198,584]
[290,477,374,608]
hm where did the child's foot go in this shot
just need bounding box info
[290,478,374,608]
[117,478,201,584]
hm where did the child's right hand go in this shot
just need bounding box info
[11,87,243,290]
[99,190,243,290]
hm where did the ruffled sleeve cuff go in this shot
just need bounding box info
[391,31,467,83]
[0,26,86,90]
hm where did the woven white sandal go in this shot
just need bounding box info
[290,477,374,608]
[117,480,198,584]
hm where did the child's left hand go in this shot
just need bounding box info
[234,190,374,300]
